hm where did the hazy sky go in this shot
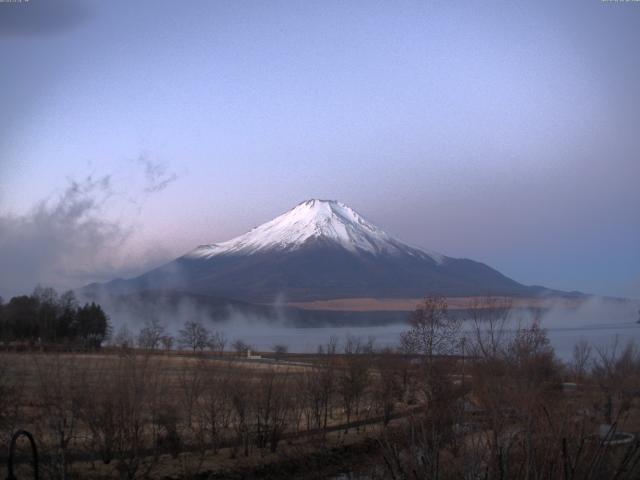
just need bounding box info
[1,0,639,299]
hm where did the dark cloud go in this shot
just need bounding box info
[0,0,89,36]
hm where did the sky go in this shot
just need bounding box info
[0,0,639,299]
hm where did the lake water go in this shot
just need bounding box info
[217,320,640,361]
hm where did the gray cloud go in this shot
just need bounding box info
[0,0,89,36]
[0,174,129,298]
[0,157,179,298]
[137,154,179,194]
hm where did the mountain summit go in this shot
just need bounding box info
[88,199,566,303]
[187,199,443,262]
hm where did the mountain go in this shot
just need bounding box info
[85,199,569,303]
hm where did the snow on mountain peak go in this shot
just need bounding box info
[186,199,444,263]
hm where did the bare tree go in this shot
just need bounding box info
[467,296,513,359]
[272,343,288,361]
[344,334,371,355]
[112,353,166,480]
[160,335,174,351]
[300,356,336,435]
[400,296,461,362]
[79,362,120,466]
[201,363,234,453]
[339,348,370,431]
[464,303,565,480]
[228,374,251,457]
[208,330,227,356]
[373,352,403,427]
[137,318,165,350]
[113,324,135,349]
[317,335,339,355]
[570,338,592,380]
[253,368,292,453]
[177,359,206,428]
[593,338,640,424]
[232,339,251,356]
[33,355,86,479]
[178,320,210,352]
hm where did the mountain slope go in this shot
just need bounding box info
[86,199,567,303]
[187,199,444,261]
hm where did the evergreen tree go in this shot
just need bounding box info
[0,287,111,348]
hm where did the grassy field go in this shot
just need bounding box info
[0,337,639,479]
[0,349,415,479]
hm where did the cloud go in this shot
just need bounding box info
[0,174,126,298]
[0,0,89,36]
[0,157,179,299]
[137,154,179,194]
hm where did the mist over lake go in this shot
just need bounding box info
[204,299,640,360]
[213,322,640,361]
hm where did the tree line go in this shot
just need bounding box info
[112,317,230,354]
[0,287,111,348]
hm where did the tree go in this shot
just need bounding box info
[592,338,640,424]
[160,335,174,351]
[208,331,227,355]
[74,302,111,348]
[114,324,135,349]
[4,295,39,341]
[232,339,251,356]
[34,355,86,478]
[201,365,234,454]
[178,320,210,352]
[317,335,339,355]
[373,352,404,426]
[399,296,461,361]
[137,318,165,349]
[570,338,592,380]
[467,296,513,359]
[33,286,60,342]
[344,335,374,355]
[253,369,292,453]
[464,300,563,480]
[272,343,288,361]
[0,288,116,347]
[339,350,370,429]
[56,290,78,340]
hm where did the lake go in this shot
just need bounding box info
[216,318,640,360]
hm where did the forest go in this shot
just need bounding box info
[0,287,110,349]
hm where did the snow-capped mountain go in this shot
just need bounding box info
[187,199,444,262]
[87,199,566,303]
